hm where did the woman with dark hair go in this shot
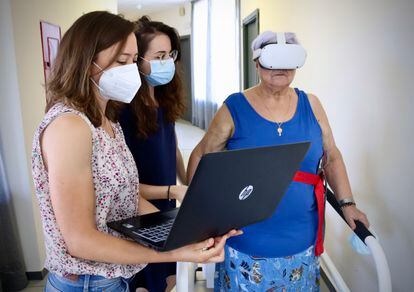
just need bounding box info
[32,11,240,291]
[119,16,188,292]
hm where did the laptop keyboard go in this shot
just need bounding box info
[125,219,174,243]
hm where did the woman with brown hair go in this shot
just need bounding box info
[119,16,188,292]
[32,11,239,291]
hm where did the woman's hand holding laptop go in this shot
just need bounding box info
[165,229,243,263]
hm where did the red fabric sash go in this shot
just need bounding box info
[293,170,325,256]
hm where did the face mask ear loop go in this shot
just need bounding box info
[90,62,105,92]
[90,62,105,87]
[90,75,111,102]
[138,69,149,77]
[138,57,151,77]
[92,61,105,72]
[139,56,151,64]
[90,78,99,89]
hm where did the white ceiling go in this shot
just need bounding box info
[118,0,190,18]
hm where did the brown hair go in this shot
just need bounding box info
[46,11,136,127]
[131,16,186,138]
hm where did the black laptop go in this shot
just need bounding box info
[108,142,310,251]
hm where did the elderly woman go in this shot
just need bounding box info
[187,31,369,291]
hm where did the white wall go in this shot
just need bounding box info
[241,0,414,291]
[145,3,191,36]
[123,3,192,36]
[1,0,117,273]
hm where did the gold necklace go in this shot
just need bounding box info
[262,91,292,136]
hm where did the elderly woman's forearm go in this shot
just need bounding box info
[324,150,354,201]
[187,146,203,183]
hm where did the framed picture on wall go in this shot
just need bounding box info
[47,37,59,69]
[40,21,61,86]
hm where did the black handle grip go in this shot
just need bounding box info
[326,188,373,244]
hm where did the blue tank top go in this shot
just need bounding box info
[225,88,323,257]
[119,106,176,211]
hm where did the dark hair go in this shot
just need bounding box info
[131,16,186,138]
[46,11,136,126]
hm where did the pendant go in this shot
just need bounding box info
[277,126,283,136]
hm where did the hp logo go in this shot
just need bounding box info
[239,185,254,200]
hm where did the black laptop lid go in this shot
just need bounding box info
[163,142,310,251]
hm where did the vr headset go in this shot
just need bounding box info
[252,32,307,70]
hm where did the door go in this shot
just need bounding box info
[180,35,192,122]
[242,9,259,89]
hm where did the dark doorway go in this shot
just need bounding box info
[242,9,259,89]
[180,35,192,122]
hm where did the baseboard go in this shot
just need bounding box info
[26,268,48,281]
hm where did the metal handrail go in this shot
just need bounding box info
[326,188,392,292]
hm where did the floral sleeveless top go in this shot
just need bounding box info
[31,103,145,278]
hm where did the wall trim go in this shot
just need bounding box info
[26,268,48,281]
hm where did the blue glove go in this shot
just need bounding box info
[348,230,378,255]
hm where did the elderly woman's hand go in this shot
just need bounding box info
[342,205,369,229]
[170,185,188,203]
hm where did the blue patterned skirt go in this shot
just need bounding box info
[215,245,320,291]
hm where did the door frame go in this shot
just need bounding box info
[179,34,192,122]
[242,9,260,89]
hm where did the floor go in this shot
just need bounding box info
[20,278,46,292]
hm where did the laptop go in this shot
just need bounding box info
[107,142,310,251]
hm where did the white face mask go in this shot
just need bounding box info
[91,62,141,103]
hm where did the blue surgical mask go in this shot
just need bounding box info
[349,234,371,255]
[142,58,175,87]
[348,229,378,255]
